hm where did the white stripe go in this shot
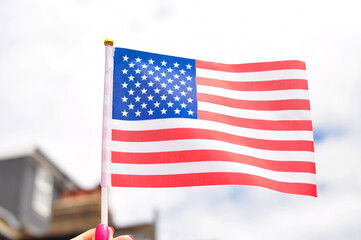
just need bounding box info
[197,85,310,101]
[110,161,316,184]
[111,119,314,141]
[196,68,307,82]
[110,139,314,162]
[198,102,312,121]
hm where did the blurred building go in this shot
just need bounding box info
[0,147,156,240]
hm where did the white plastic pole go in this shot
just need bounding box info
[101,39,114,226]
[101,186,108,225]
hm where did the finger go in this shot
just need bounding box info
[94,224,110,240]
[71,228,95,240]
[114,235,134,240]
[109,227,114,239]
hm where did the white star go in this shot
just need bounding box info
[187,98,193,103]
[187,86,193,91]
[161,83,167,88]
[167,89,174,95]
[188,109,194,115]
[141,75,148,80]
[174,108,181,114]
[141,88,147,94]
[186,64,192,69]
[148,59,154,64]
[148,82,154,87]
[167,68,173,73]
[161,60,167,66]
[123,55,129,61]
[161,72,167,77]
[161,95,167,100]
[128,103,134,110]
[167,101,174,107]
[141,102,147,109]
[135,57,141,63]
[174,96,180,101]
[147,95,154,101]
[121,96,128,102]
[142,64,148,69]
[128,75,135,81]
[121,110,128,116]
[148,70,154,75]
[154,101,160,108]
[167,78,173,84]
[174,74,179,79]
[122,68,128,74]
[180,103,187,108]
[135,110,141,116]
[122,82,128,88]
[174,62,179,68]
[135,82,141,88]
[154,88,160,94]
[174,85,180,90]
[180,91,186,96]
[180,69,185,74]
[154,76,160,81]
[135,96,141,102]
[154,66,160,71]
[186,76,192,81]
[129,62,135,68]
[161,108,167,114]
[128,89,134,95]
[148,109,154,115]
[135,69,141,74]
[180,80,186,85]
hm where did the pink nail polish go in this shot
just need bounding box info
[109,227,114,233]
[129,235,134,240]
[95,224,110,240]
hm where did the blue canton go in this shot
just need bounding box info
[112,48,197,120]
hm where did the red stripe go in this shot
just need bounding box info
[198,110,313,131]
[196,77,309,91]
[111,150,316,173]
[111,172,317,197]
[112,129,314,152]
[197,93,310,111]
[196,60,306,72]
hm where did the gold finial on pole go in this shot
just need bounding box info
[104,39,114,46]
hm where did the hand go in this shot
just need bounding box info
[71,224,134,240]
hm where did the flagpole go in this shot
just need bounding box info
[101,38,114,226]
[101,185,108,225]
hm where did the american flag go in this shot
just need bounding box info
[102,47,316,197]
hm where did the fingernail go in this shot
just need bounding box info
[109,227,114,233]
[95,224,109,240]
[129,235,134,240]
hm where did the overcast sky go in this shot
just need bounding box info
[1,0,361,239]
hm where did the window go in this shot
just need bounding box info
[32,168,53,219]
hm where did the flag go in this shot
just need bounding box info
[101,47,316,197]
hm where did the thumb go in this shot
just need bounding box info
[94,224,110,240]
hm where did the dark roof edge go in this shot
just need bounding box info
[31,148,79,191]
[0,146,79,191]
